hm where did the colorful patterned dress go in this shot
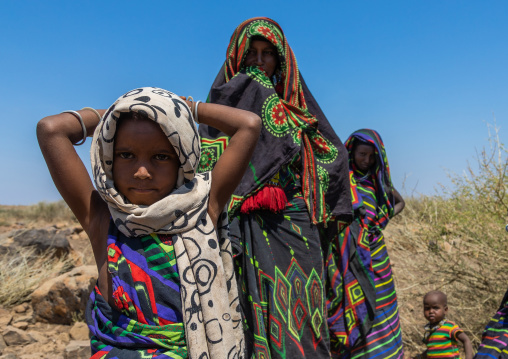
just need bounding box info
[475,291,508,359]
[326,129,404,358]
[232,159,331,358]
[86,221,187,359]
[198,17,352,359]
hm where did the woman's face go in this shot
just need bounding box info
[113,117,180,206]
[353,143,376,172]
[244,39,278,78]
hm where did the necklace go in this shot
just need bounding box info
[354,171,371,183]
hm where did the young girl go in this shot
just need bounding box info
[37,87,261,358]
[326,129,405,358]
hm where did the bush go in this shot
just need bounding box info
[392,123,507,354]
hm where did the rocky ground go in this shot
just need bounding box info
[0,221,96,358]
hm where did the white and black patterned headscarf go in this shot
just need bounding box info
[91,87,208,236]
[91,87,245,358]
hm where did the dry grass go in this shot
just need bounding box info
[391,123,508,356]
[0,200,76,227]
[0,247,73,307]
[0,201,77,307]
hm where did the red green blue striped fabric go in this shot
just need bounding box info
[424,320,463,359]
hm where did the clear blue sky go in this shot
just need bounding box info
[1,1,507,205]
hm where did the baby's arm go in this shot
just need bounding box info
[457,332,473,359]
[192,102,261,225]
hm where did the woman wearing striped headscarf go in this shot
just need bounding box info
[198,17,353,358]
[326,129,405,358]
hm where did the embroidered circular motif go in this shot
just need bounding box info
[262,94,290,137]
[317,165,329,194]
[247,66,274,88]
[199,148,216,172]
[248,20,283,48]
[309,132,338,164]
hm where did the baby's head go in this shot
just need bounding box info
[423,290,448,325]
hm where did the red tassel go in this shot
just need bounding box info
[240,185,288,214]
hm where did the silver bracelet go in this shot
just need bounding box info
[61,110,87,146]
[193,100,201,124]
[81,107,102,122]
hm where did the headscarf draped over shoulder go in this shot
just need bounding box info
[199,17,352,225]
[345,129,395,227]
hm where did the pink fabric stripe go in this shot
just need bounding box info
[366,313,400,338]
[374,268,393,281]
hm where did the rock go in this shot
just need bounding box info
[12,304,29,314]
[69,323,89,341]
[2,326,35,346]
[0,334,7,352]
[0,308,12,327]
[11,322,28,330]
[31,266,97,325]
[64,340,90,359]
[0,353,17,359]
[26,330,49,345]
[12,228,70,258]
[56,332,70,344]
[12,315,34,325]
[67,230,93,266]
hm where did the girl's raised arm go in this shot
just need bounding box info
[192,102,261,224]
[37,109,109,234]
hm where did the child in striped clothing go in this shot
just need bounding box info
[413,291,473,359]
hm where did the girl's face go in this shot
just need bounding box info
[244,39,278,78]
[113,117,180,206]
[353,143,376,172]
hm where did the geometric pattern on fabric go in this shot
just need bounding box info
[306,268,324,338]
[326,130,403,358]
[347,280,365,307]
[199,136,229,172]
[86,223,188,358]
[233,184,331,358]
[348,230,404,359]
